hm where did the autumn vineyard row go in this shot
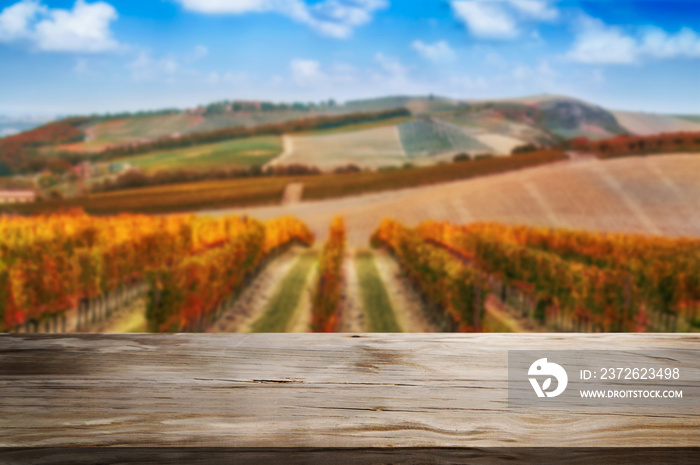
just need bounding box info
[371,219,487,331]
[0,211,313,332]
[1,212,698,333]
[311,217,346,332]
[414,220,700,331]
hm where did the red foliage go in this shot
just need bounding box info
[571,131,700,158]
[0,118,86,173]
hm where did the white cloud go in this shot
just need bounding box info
[176,0,388,39]
[128,52,180,81]
[450,0,557,40]
[412,40,456,63]
[639,27,700,59]
[566,16,637,64]
[0,0,44,41]
[290,58,326,85]
[374,52,406,77]
[177,0,274,15]
[0,0,119,52]
[513,60,558,83]
[289,58,359,86]
[567,16,700,64]
[451,1,517,39]
[508,0,557,21]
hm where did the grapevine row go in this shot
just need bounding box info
[0,212,313,332]
[311,217,346,332]
[419,221,698,331]
[371,219,487,331]
[454,222,700,318]
[146,215,313,332]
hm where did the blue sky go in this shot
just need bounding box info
[0,0,699,116]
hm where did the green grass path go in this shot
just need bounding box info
[355,251,401,332]
[250,250,318,332]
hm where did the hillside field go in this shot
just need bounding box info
[204,153,700,246]
[4,151,565,215]
[612,111,700,135]
[280,126,407,170]
[114,136,282,173]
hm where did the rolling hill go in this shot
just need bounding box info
[2,94,699,179]
[205,153,700,246]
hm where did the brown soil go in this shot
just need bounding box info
[208,247,302,333]
[337,250,366,332]
[286,257,317,333]
[372,249,440,332]
[203,154,700,246]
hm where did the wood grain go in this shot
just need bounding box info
[0,334,698,449]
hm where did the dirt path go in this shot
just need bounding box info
[372,249,440,332]
[264,134,293,168]
[281,182,304,205]
[482,295,538,333]
[92,297,148,333]
[209,247,302,333]
[287,258,318,333]
[337,249,366,332]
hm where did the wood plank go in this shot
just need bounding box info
[0,334,698,449]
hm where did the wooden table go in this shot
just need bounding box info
[1,334,698,463]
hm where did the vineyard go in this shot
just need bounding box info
[1,211,698,334]
[416,221,700,332]
[398,119,489,157]
[0,211,313,333]
[371,219,487,331]
[311,217,346,332]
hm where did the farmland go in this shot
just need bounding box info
[204,153,700,246]
[5,150,565,215]
[398,119,490,157]
[3,152,699,335]
[279,126,407,170]
[114,136,282,173]
[612,111,700,136]
[5,209,696,335]
[10,95,700,181]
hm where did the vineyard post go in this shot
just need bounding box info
[624,274,632,331]
[105,291,111,318]
[77,300,83,330]
[108,289,114,316]
[473,277,481,332]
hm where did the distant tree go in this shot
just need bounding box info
[333,164,361,174]
[511,143,539,155]
[453,153,471,163]
[0,160,11,177]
